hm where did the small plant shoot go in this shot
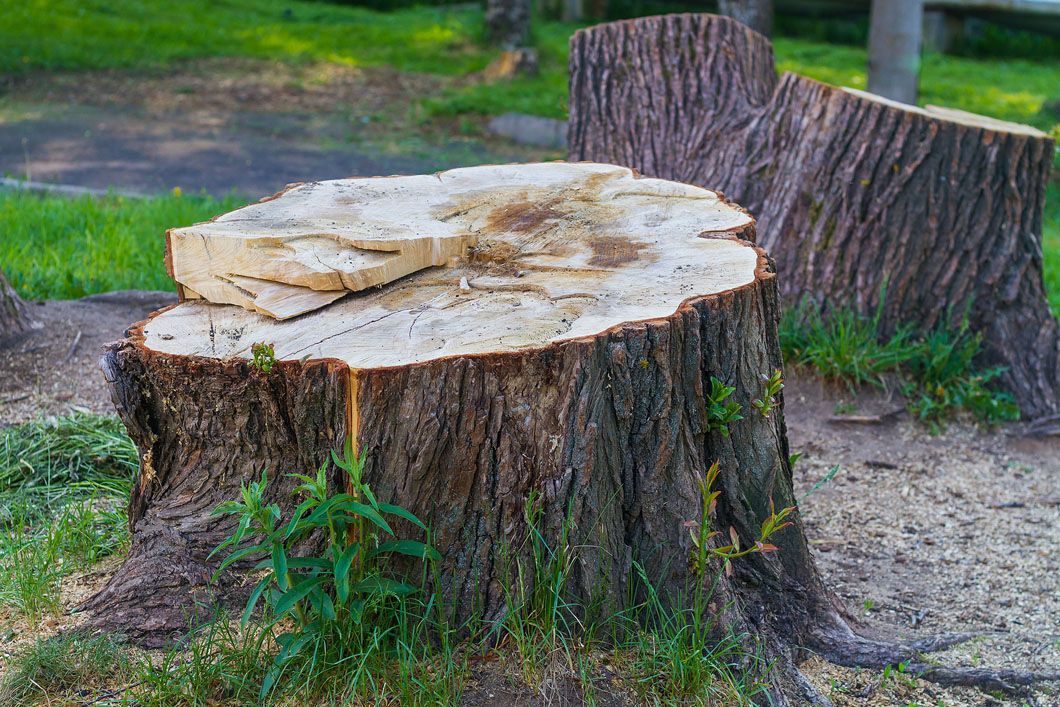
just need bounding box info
[752,369,784,417]
[707,377,744,436]
[250,342,277,374]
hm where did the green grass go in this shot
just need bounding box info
[0,190,242,300]
[0,633,134,706]
[1045,181,1060,315]
[5,2,1058,129]
[0,414,136,624]
[780,300,1020,428]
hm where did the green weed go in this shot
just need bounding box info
[706,377,744,436]
[780,300,1020,427]
[752,369,784,417]
[250,342,277,374]
[624,461,791,703]
[211,438,445,702]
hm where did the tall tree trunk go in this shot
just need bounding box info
[486,0,532,49]
[0,269,34,341]
[568,12,1060,420]
[867,0,924,104]
[718,0,773,37]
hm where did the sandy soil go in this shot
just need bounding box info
[0,297,1057,705]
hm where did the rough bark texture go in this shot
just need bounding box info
[485,0,532,49]
[868,0,924,104]
[0,269,34,341]
[568,13,1060,419]
[82,338,349,647]
[89,253,869,701]
[718,0,773,37]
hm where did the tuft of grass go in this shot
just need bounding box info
[0,189,243,300]
[0,633,134,706]
[780,300,1020,427]
[900,321,1019,428]
[0,412,137,519]
[779,298,919,389]
[0,414,135,622]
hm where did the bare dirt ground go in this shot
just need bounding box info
[0,59,560,196]
[1,295,1057,705]
[0,291,175,426]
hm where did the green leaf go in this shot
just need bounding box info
[335,501,394,536]
[283,498,316,541]
[272,543,289,590]
[301,495,349,527]
[241,576,270,626]
[216,542,267,573]
[333,542,360,604]
[285,556,332,571]
[273,576,326,617]
[354,576,417,597]
[377,503,427,531]
[211,511,254,554]
[371,539,439,561]
[308,588,337,621]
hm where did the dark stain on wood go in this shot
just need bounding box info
[483,198,565,235]
[587,236,649,267]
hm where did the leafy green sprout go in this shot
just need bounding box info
[752,370,784,417]
[706,377,744,437]
[685,461,796,582]
[251,342,277,374]
[210,437,437,699]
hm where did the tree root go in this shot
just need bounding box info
[905,664,1060,694]
[804,615,1060,696]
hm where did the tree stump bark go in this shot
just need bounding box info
[0,269,35,341]
[568,13,1060,419]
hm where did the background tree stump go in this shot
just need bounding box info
[568,13,1059,420]
[0,269,35,341]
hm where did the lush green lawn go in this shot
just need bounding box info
[4,1,1058,130]
[0,191,242,299]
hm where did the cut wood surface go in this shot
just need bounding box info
[568,12,1060,419]
[158,162,757,353]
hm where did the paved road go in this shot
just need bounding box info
[0,103,545,198]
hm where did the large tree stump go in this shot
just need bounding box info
[568,13,1060,419]
[84,163,1049,702]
